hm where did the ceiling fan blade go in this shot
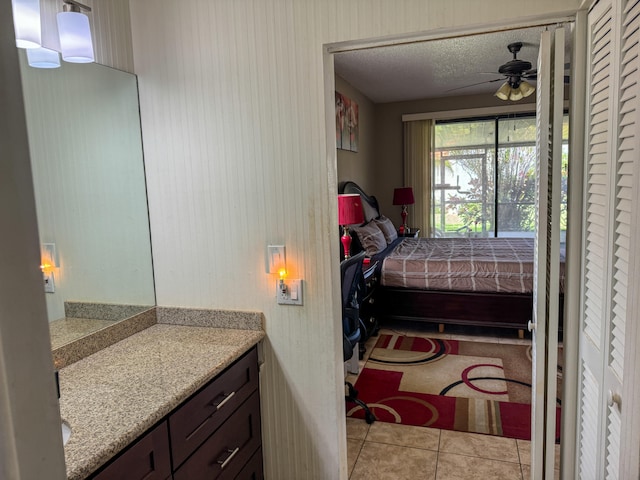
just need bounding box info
[444,77,504,93]
[522,71,570,84]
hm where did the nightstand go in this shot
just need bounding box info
[359,260,379,350]
[398,228,420,238]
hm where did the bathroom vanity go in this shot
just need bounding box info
[58,322,264,480]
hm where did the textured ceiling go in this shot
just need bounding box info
[334,26,570,104]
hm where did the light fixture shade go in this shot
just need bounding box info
[392,187,415,205]
[520,80,535,98]
[26,47,61,68]
[495,80,535,102]
[57,11,94,63]
[509,86,524,101]
[338,194,364,225]
[12,0,41,48]
[495,82,511,101]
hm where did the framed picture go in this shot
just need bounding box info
[335,92,359,152]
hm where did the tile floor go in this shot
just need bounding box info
[345,321,561,480]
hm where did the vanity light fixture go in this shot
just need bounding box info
[26,47,61,68]
[11,0,42,49]
[57,0,94,63]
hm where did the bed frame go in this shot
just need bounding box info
[375,287,533,333]
[338,181,562,337]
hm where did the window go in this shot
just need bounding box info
[432,114,568,238]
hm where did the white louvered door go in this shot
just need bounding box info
[531,27,565,480]
[577,0,640,477]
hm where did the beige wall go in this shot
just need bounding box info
[336,75,376,192]
[128,1,580,478]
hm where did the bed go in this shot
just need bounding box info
[339,181,564,336]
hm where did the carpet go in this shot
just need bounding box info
[346,333,561,441]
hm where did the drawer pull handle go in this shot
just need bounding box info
[213,391,236,410]
[217,447,240,469]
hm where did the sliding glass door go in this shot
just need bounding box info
[432,115,568,239]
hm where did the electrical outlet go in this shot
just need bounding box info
[43,271,55,293]
[276,279,302,305]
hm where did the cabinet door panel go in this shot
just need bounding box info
[173,392,262,480]
[92,422,170,480]
[235,447,264,480]
[170,347,259,467]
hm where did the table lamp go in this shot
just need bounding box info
[338,194,364,259]
[392,187,415,234]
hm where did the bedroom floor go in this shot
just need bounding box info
[345,322,561,480]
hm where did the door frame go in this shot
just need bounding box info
[561,8,588,480]
[323,12,581,478]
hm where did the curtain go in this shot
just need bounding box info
[403,119,432,236]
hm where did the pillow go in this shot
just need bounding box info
[374,215,398,244]
[351,222,387,256]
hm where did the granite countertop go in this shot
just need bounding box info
[59,324,265,480]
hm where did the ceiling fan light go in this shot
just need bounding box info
[495,82,510,100]
[509,87,524,101]
[520,80,535,98]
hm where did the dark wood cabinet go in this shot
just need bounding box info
[235,447,264,480]
[359,261,379,341]
[92,422,171,480]
[173,392,261,480]
[169,348,259,468]
[89,347,262,480]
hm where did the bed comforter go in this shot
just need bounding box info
[381,237,564,294]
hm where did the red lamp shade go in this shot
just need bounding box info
[392,187,414,234]
[392,187,415,206]
[338,194,364,259]
[338,194,364,226]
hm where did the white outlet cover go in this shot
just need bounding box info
[276,279,302,305]
[43,272,55,293]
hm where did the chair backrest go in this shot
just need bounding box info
[340,252,366,351]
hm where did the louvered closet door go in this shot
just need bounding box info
[577,0,639,477]
[531,27,564,480]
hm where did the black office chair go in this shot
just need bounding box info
[341,252,376,424]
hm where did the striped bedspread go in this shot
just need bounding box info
[381,237,560,294]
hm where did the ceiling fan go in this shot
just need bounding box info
[448,42,537,101]
[494,42,536,100]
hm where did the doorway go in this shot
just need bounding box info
[327,21,574,479]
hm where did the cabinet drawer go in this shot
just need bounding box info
[169,347,258,467]
[173,391,261,480]
[235,447,264,480]
[92,421,170,480]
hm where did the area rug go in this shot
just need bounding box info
[346,333,561,441]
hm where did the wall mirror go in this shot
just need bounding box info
[18,52,156,350]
